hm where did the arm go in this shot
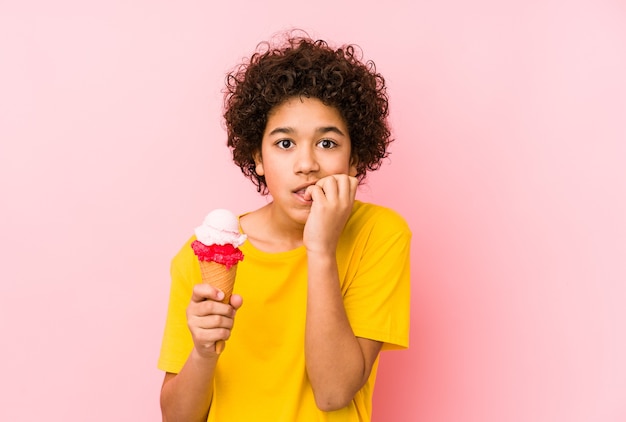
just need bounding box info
[160,285,242,421]
[305,250,383,411]
[303,175,382,411]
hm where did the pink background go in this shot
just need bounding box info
[1,1,625,421]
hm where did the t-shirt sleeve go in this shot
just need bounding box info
[342,208,412,350]
[157,237,199,373]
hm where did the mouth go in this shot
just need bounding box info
[292,181,318,201]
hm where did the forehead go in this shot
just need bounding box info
[265,96,347,130]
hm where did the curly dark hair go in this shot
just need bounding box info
[223,32,392,194]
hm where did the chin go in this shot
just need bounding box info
[291,207,311,226]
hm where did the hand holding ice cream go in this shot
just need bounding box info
[191,209,246,353]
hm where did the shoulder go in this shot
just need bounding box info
[171,235,199,275]
[348,201,411,236]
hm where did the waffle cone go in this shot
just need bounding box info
[199,261,237,303]
[198,260,238,354]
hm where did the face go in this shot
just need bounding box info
[254,96,357,226]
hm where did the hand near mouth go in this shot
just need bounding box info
[300,186,314,203]
[303,174,358,255]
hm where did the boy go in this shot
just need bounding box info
[158,32,411,421]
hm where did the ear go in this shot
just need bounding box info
[253,150,265,176]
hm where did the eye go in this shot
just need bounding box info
[318,139,337,149]
[276,139,294,149]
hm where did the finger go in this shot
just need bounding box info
[194,314,235,330]
[326,174,357,203]
[331,174,358,199]
[349,175,358,190]
[315,176,339,200]
[191,282,225,303]
[306,185,326,203]
[195,298,237,317]
[347,175,358,200]
[303,184,315,201]
[333,175,351,200]
[194,327,232,348]
[314,175,333,190]
[230,293,244,310]
[188,304,218,322]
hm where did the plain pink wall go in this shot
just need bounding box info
[1,1,625,421]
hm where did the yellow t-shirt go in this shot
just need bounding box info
[158,201,411,421]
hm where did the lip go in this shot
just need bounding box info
[292,181,319,194]
[292,181,318,202]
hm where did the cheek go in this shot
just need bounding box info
[261,158,287,182]
[332,155,355,175]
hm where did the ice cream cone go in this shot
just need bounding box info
[199,260,238,353]
[192,208,246,354]
[199,261,238,304]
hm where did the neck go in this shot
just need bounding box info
[241,202,305,253]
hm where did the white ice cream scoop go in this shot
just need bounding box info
[194,208,247,247]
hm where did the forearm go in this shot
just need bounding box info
[304,251,368,411]
[160,348,217,422]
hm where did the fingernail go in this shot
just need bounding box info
[217,291,224,300]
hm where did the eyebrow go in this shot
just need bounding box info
[267,126,346,137]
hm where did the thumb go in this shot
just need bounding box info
[230,293,243,310]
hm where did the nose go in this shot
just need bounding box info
[294,146,320,174]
